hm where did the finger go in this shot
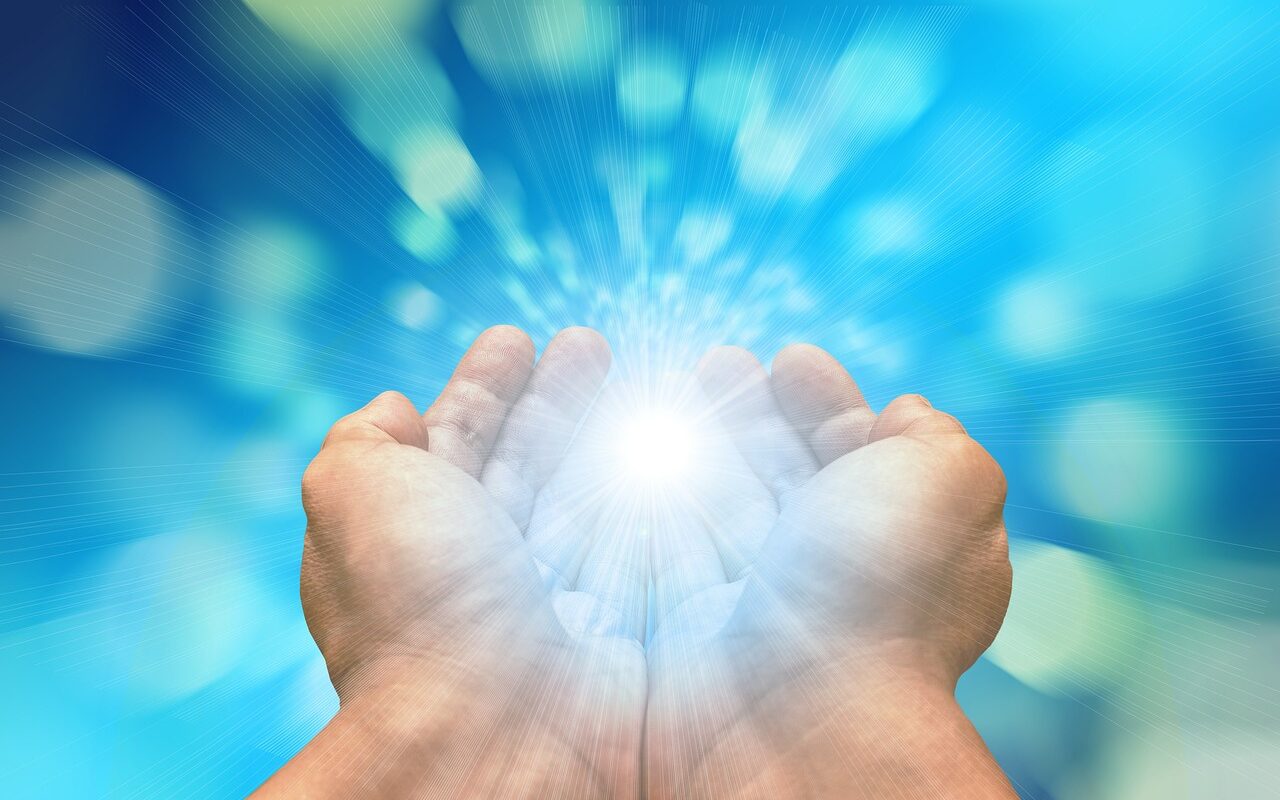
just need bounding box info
[573,490,651,643]
[524,382,628,582]
[553,588,630,639]
[321,391,427,449]
[770,344,876,466]
[482,327,612,532]
[423,325,535,477]
[650,500,726,631]
[530,378,670,642]
[699,463,775,581]
[696,346,819,505]
[868,393,967,444]
[662,371,772,582]
[527,493,605,591]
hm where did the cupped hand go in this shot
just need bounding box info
[261,331,1014,799]
[642,344,1014,799]
[258,326,645,798]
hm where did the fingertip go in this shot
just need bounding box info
[902,393,932,408]
[885,393,933,415]
[425,326,536,474]
[556,325,609,348]
[479,323,530,339]
[451,324,537,403]
[696,345,764,390]
[770,342,831,374]
[479,327,614,515]
[770,343,861,400]
[368,389,417,414]
[698,344,759,370]
[770,344,871,464]
[545,326,612,374]
[364,390,427,442]
[474,324,536,363]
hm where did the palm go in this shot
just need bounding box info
[393,334,1006,798]
[434,328,646,798]
[292,328,1009,798]
[300,326,644,797]
[637,346,1009,797]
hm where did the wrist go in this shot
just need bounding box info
[720,596,960,697]
[729,636,1011,799]
[334,666,463,748]
[826,673,1014,799]
[256,642,564,798]
[251,678,450,798]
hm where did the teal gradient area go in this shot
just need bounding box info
[2,1,1279,797]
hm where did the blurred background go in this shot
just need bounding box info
[1,0,1278,796]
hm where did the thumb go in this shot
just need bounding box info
[321,391,429,450]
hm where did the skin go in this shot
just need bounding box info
[256,327,1014,799]
[255,326,645,798]
[644,345,1014,798]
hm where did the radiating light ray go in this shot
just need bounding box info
[3,2,1280,796]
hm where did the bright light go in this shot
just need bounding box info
[617,409,699,484]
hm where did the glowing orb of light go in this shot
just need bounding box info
[394,126,482,213]
[0,159,172,356]
[616,409,700,484]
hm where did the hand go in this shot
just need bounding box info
[643,345,1015,798]
[256,326,645,798]
[259,332,1014,799]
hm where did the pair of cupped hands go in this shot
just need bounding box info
[257,326,1015,799]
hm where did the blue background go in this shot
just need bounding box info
[2,1,1278,796]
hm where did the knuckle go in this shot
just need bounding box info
[300,453,339,510]
[987,455,1009,501]
[433,390,491,445]
[321,418,355,449]
[964,440,1008,510]
[964,436,1004,488]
